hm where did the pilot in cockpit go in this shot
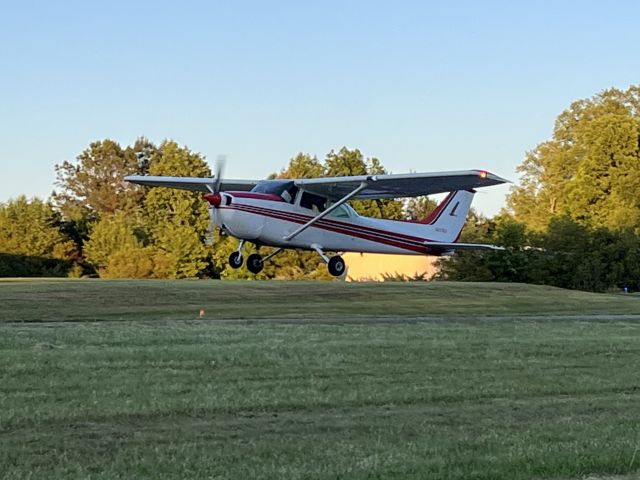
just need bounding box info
[300,192,327,213]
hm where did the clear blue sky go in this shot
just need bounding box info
[1,1,639,215]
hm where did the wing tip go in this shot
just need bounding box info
[475,169,511,184]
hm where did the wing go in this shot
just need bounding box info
[294,170,509,200]
[124,175,258,193]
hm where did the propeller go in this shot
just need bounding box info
[212,154,226,194]
[207,155,227,246]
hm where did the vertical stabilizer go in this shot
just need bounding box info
[420,190,475,242]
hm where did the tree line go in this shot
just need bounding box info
[1,85,638,291]
[0,142,423,280]
[438,86,640,292]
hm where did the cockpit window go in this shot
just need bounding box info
[251,180,298,203]
[300,191,327,212]
[328,204,352,218]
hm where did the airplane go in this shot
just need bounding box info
[125,169,508,277]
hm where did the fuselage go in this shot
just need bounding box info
[210,191,453,255]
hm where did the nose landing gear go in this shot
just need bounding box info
[228,240,245,269]
[228,251,243,269]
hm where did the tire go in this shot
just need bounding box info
[228,251,243,269]
[246,253,264,274]
[328,255,346,277]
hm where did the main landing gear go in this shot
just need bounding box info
[311,243,346,278]
[246,253,264,274]
[328,255,346,277]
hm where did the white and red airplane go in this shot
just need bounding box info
[125,169,508,276]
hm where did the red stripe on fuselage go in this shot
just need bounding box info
[227,191,284,202]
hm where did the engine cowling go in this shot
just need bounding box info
[205,193,264,240]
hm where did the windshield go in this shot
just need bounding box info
[251,180,298,202]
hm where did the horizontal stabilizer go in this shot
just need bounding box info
[424,241,504,251]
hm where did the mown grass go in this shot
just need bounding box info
[1,280,640,479]
[0,279,638,322]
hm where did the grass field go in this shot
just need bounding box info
[1,279,640,479]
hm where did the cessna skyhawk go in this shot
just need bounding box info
[125,169,508,277]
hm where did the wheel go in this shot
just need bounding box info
[246,253,264,274]
[228,251,243,269]
[328,255,346,277]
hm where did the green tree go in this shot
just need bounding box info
[614,230,640,291]
[324,147,404,220]
[532,217,634,292]
[277,152,325,178]
[442,86,640,292]
[142,140,211,279]
[565,112,640,230]
[53,138,152,219]
[437,213,640,293]
[70,138,214,280]
[0,196,74,259]
[436,210,495,282]
[151,223,209,278]
[99,248,155,279]
[405,196,438,221]
[437,213,534,284]
[52,138,159,266]
[84,212,144,270]
[0,196,76,276]
[508,86,640,232]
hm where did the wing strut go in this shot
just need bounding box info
[283,181,369,241]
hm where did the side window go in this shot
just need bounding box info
[281,185,299,204]
[329,204,351,218]
[300,192,327,212]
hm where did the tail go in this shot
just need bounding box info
[419,190,475,242]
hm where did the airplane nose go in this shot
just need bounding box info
[204,192,221,207]
[204,193,232,208]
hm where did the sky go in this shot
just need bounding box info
[1,1,639,216]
